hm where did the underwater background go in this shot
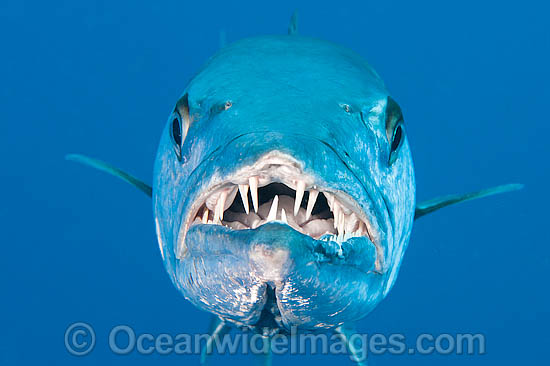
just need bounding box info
[1,0,548,365]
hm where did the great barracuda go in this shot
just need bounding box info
[67,15,521,365]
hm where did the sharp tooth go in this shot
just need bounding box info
[216,191,228,222]
[213,208,220,224]
[267,195,279,222]
[332,203,340,229]
[250,218,261,229]
[202,209,209,224]
[338,211,345,237]
[238,184,250,214]
[249,177,259,213]
[305,190,318,220]
[325,193,335,210]
[294,180,305,216]
[281,208,288,224]
[358,222,365,236]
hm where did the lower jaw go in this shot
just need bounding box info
[177,222,385,330]
[185,221,380,272]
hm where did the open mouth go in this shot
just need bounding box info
[192,181,373,241]
[181,153,380,263]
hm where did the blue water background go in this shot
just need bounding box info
[1,1,548,364]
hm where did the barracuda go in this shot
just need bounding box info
[67,15,522,366]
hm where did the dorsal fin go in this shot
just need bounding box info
[415,183,523,220]
[66,154,152,197]
[288,11,298,35]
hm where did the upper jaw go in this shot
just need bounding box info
[176,151,385,271]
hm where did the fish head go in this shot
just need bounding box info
[153,35,415,331]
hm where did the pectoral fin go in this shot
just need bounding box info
[254,337,272,366]
[65,154,152,197]
[334,325,367,366]
[415,183,523,220]
[288,11,298,35]
[201,316,231,365]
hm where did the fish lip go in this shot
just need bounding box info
[175,149,388,273]
[186,222,382,275]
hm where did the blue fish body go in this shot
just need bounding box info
[153,35,415,331]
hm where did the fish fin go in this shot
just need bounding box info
[200,316,231,365]
[288,11,298,35]
[334,325,367,366]
[65,154,152,197]
[415,183,523,220]
[254,336,272,366]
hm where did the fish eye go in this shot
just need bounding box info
[170,94,190,161]
[389,123,404,165]
[385,96,405,166]
[171,113,182,156]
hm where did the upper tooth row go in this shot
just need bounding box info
[204,177,362,232]
[202,191,366,241]
[233,177,316,221]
